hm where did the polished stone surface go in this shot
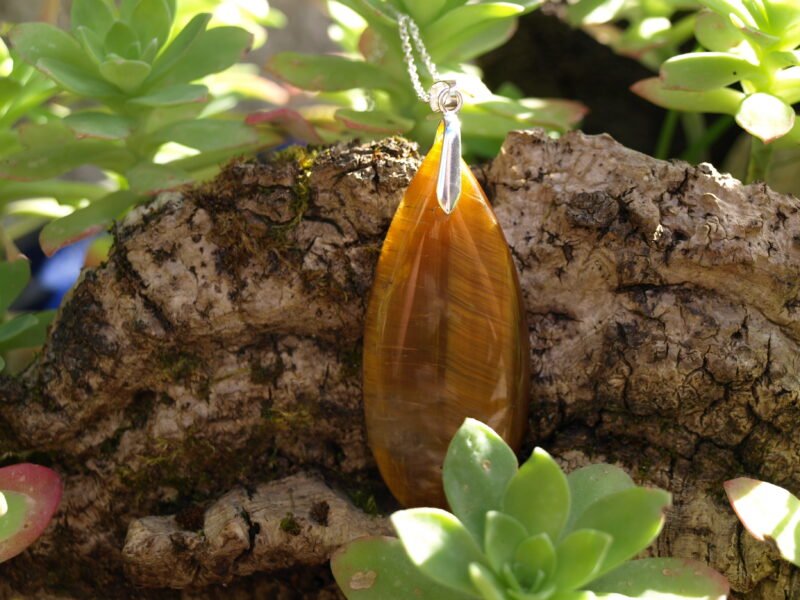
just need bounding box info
[363,127,530,507]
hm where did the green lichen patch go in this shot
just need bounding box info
[279,512,302,536]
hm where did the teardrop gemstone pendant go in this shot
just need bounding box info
[363,126,530,508]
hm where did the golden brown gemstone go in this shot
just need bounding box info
[363,126,530,508]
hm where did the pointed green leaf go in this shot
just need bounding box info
[0,314,38,344]
[735,93,795,143]
[130,0,173,51]
[75,26,106,64]
[146,13,212,82]
[126,162,194,194]
[149,26,252,87]
[0,139,135,180]
[129,83,208,107]
[99,57,151,92]
[589,557,729,598]
[427,7,523,61]
[503,447,570,541]
[39,190,140,256]
[335,108,414,134]
[566,464,634,532]
[392,508,485,596]
[64,112,132,140]
[71,0,115,37]
[574,487,671,577]
[631,77,745,114]
[725,477,800,566]
[443,418,519,544]
[37,58,119,97]
[104,22,141,60]
[660,52,761,91]
[553,529,612,590]
[331,536,468,600]
[269,52,403,93]
[0,259,31,315]
[514,533,556,587]
[0,310,56,352]
[403,0,447,24]
[10,23,92,71]
[485,511,528,572]
[468,563,506,600]
[145,119,257,152]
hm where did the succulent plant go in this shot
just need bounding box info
[565,0,701,70]
[255,0,586,158]
[632,0,800,180]
[1,0,280,256]
[0,463,62,563]
[332,418,729,600]
[725,478,800,567]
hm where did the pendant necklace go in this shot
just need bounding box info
[362,13,530,508]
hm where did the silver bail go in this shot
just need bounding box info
[433,83,463,214]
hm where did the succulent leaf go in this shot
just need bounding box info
[514,533,556,588]
[660,52,761,90]
[503,447,570,542]
[484,511,529,572]
[735,92,795,142]
[444,417,519,545]
[71,0,116,37]
[565,464,634,532]
[553,529,612,591]
[631,77,745,113]
[469,562,507,600]
[589,557,730,598]
[0,258,30,315]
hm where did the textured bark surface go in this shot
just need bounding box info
[0,130,799,598]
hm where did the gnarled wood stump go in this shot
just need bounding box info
[0,130,798,598]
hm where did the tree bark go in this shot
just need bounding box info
[0,130,798,598]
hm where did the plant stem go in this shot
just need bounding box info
[746,137,773,184]
[655,110,679,159]
[680,116,735,164]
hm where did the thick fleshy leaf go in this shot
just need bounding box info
[36,58,119,97]
[468,563,505,600]
[0,310,55,352]
[145,119,258,152]
[660,53,761,91]
[71,0,115,37]
[589,557,729,599]
[246,108,324,144]
[694,10,744,51]
[269,52,402,94]
[104,22,141,60]
[126,163,194,194]
[443,418,519,545]
[99,57,151,93]
[735,93,796,143]
[17,122,75,150]
[0,139,135,180]
[148,26,252,87]
[39,190,139,256]
[335,108,415,135]
[64,112,132,140]
[514,533,556,588]
[0,259,30,314]
[10,23,92,71]
[566,464,635,532]
[146,13,212,82]
[0,314,39,344]
[553,529,612,590]
[403,0,448,24]
[392,508,485,596]
[725,477,800,566]
[428,16,519,62]
[130,0,173,51]
[503,447,570,541]
[75,26,107,65]
[631,77,744,114]
[566,0,625,25]
[484,511,528,572]
[129,84,208,107]
[331,536,469,600]
[0,464,62,563]
[573,488,672,576]
[425,2,524,43]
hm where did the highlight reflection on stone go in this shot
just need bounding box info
[363,127,530,508]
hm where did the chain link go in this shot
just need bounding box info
[395,13,440,103]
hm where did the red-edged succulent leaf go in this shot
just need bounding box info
[246,108,324,144]
[0,464,62,563]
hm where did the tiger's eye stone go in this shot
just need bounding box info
[363,127,530,508]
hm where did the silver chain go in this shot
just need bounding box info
[395,13,440,103]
